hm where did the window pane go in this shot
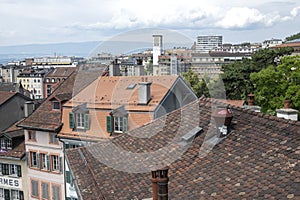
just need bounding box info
[31,180,39,197]
[52,185,60,200]
[41,182,49,199]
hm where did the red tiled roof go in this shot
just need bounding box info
[66,97,300,199]
[18,64,107,131]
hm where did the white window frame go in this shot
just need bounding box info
[114,116,123,133]
[51,155,59,172]
[30,152,38,167]
[41,154,48,170]
[9,164,18,176]
[75,113,85,129]
[0,139,6,149]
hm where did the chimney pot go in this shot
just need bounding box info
[151,167,169,200]
[284,100,291,109]
[247,93,254,106]
[212,106,233,137]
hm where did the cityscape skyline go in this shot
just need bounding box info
[0,0,300,46]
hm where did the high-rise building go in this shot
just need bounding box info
[196,35,223,52]
[152,35,163,65]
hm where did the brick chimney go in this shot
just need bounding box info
[151,167,169,200]
[243,93,261,112]
[247,93,254,106]
[212,106,233,137]
[138,81,151,105]
[277,100,298,121]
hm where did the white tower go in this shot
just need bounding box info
[153,35,163,66]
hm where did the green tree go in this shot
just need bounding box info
[285,32,300,41]
[250,55,300,113]
[221,47,293,100]
[182,70,210,97]
[221,58,254,100]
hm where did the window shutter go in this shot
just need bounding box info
[17,165,22,177]
[65,143,70,149]
[46,155,50,171]
[123,117,128,133]
[26,152,29,166]
[3,164,9,175]
[4,189,10,200]
[37,153,40,169]
[66,171,71,183]
[69,112,75,129]
[84,114,90,130]
[106,116,113,133]
[59,157,63,174]
[19,191,24,200]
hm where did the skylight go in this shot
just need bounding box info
[127,83,136,89]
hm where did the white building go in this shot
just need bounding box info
[152,35,163,66]
[262,39,282,49]
[196,35,223,53]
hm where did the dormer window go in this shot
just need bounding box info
[0,138,12,150]
[69,103,90,131]
[106,106,128,134]
[52,101,60,110]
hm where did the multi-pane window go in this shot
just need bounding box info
[41,182,49,199]
[0,164,21,177]
[10,164,18,176]
[41,154,49,171]
[106,115,128,133]
[76,113,85,129]
[51,155,59,172]
[0,138,12,150]
[28,131,36,141]
[52,101,60,110]
[69,107,90,130]
[11,190,20,200]
[31,180,39,198]
[49,133,59,144]
[114,116,123,132]
[30,152,38,168]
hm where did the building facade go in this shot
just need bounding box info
[196,35,223,52]
[17,69,51,99]
[153,35,163,66]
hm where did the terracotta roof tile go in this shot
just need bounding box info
[65,75,179,111]
[18,64,107,131]
[66,97,300,199]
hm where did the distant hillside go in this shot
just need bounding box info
[0,41,100,56]
[285,32,300,41]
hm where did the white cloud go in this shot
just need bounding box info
[0,0,299,45]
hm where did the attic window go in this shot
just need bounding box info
[127,83,136,89]
[0,138,12,150]
[52,101,60,110]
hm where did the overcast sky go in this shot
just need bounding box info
[0,0,299,46]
